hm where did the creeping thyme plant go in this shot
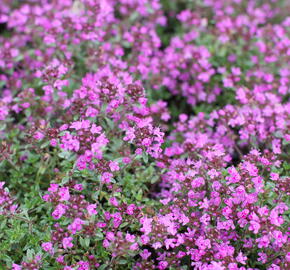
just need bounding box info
[0,0,289,269]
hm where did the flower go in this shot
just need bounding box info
[109,161,119,172]
[52,204,67,219]
[87,204,97,216]
[41,242,54,254]
[62,237,73,249]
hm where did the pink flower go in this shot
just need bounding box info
[74,184,83,191]
[123,127,135,142]
[122,157,131,164]
[272,230,287,247]
[256,235,270,248]
[208,261,226,270]
[236,252,247,265]
[152,242,162,249]
[12,264,22,270]
[101,172,113,183]
[52,204,67,219]
[141,235,150,245]
[257,206,269,217]
[243,162,258,176]
[86,107,99,118]
[140,249,151,260]
[87,204,97,216]
[126,204,135,215]
[286,252,290,262]
[48,183,59,192]
[158,261,168,270]
[258,252,268,264]
[68,218,84,234]
[106,231,115,241]
[41,242,53,254]
[58,187,70,201]
[70,120,89,130]
[77,261,90,270]
[249,220,261,234]
[112,212,122,228]
[195,236,211,250]
[135,148,142,155]
[125,233,135,242]
[109,197,119,207]
[140,217,152,235]
[60,132,80,152]
[270,172,279,181]
[62,237,73,249]
[90,124,101,134]
[56,256,64,263]
[33,131,45,140]
[142,138,152,147]
[109,161,119,172]
[50,138,58,146]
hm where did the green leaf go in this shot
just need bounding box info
[79,237,90,248]
[136,189,142,201]
[98,264,108,270]
[118,259,127,265]
[26,249,34,260]
[95,231,104,240]
[142,152,148,164]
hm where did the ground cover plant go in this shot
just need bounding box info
[0,0,289,269]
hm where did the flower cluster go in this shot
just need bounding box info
[137,143,289,269]
[0,182,18,215]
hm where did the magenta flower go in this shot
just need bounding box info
[62,237,73,249]
[87,204,97,216]
[52,204,67,219]
[41,242,54,254]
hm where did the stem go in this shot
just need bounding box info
[233,144,243,160]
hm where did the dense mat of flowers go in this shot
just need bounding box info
[0,0,289,269]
